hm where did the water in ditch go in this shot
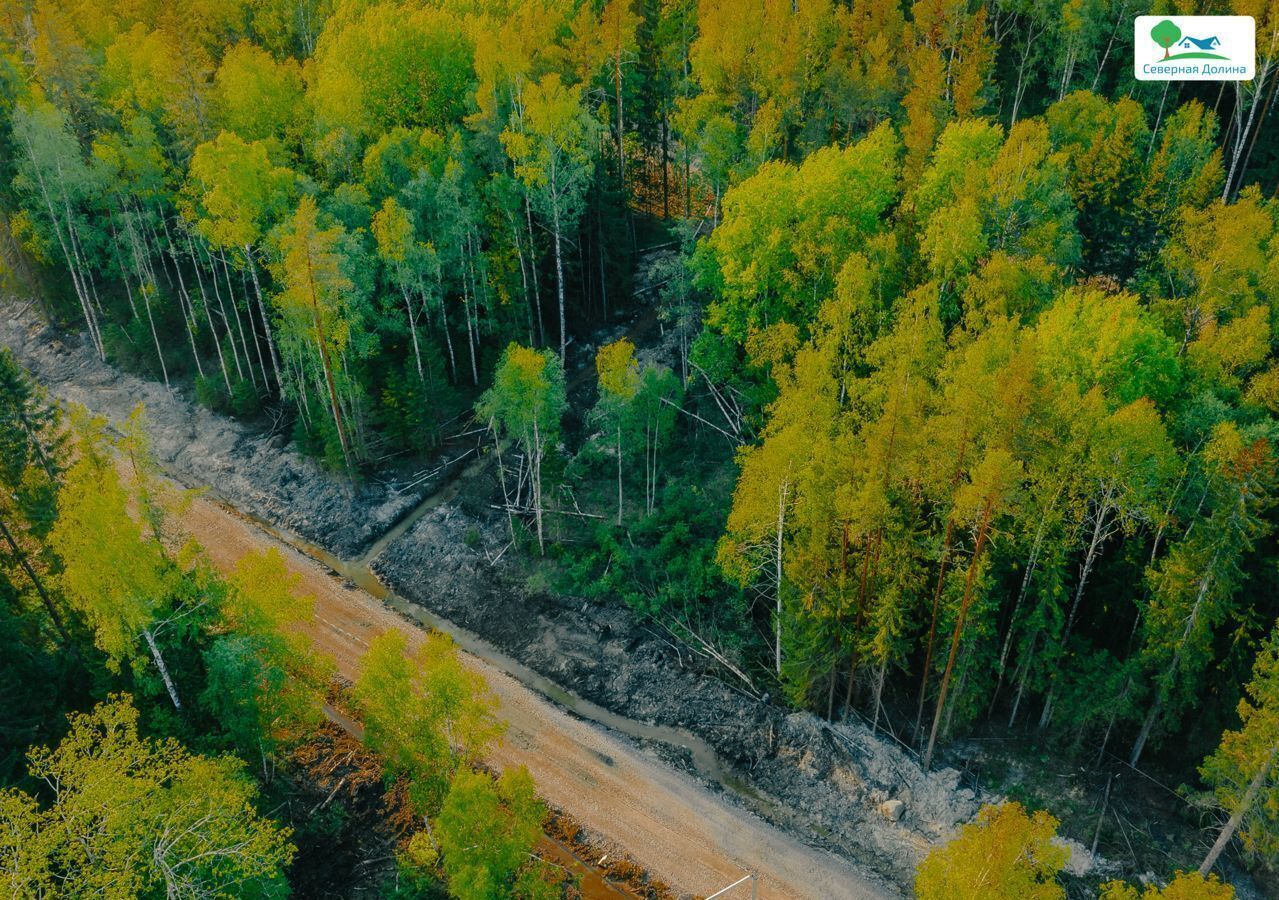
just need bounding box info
[245,497,767,808]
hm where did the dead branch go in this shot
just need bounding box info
[657,617,760,699]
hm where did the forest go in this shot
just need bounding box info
[1,0,1279,896]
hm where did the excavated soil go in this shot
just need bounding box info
[372,496,985,885]
[0,303,426,558]
[2,299,1007,894]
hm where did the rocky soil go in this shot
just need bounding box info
[373,495,996,885]
[0,302,427,558]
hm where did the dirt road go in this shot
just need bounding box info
[174,489,898,900]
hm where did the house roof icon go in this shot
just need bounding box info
[1178,35,1221,50]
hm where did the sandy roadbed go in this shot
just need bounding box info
[174,489,898,900]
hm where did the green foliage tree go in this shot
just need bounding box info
[0,695,294,897]
[915,802,1068,900]
[272,196,359,472]
[212,41,305,145]
[9,98,105,358]
[502,73,599,361]
[0,349,66,638]
[51,409,185,711]
[435,766,550,900]
[353,630,503,815]
[595,338,641,525]
[1151,21,1182,59]
[593,339,683,525]
[202,549,334,772]
[309,2,472,150]
[1198,618,1279,874]
[701,124,901,345]
[478,344,568,554]
[1131,424,1276,767]
[187,131,296,390]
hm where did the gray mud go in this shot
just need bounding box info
[1,303,426,558]
[372,499,987,883]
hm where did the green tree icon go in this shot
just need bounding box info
[1151,19,1182,59]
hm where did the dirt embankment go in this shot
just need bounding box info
[373,500,986,886]
[0,304,424,558]
[1,299,988,892]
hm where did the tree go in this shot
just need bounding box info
[478,344,568,555]
[1101,872,1235,900]
[98,23,213,153]
[1151,20,1181,59]
[719,343,840,681]
[901,44,948,181]
[1220,1,1279,199]
[1131,423,1276,767]
[502,73,598,361]
[308,2,472,150]
[630,363,682,516]
[0,695,294,897]
[0,349,67,642]
[371,196,435,390]
[702,124,901,345]
[571,0,641,193]
[50,409,184,711]
[202,549,334,773]
[187,131,296,392]
[432,140,489,387]
[595,338,641,525]
[915,802,1068,900]
[1197,618,1279,874]
[9,98,105,359]
[212,41,304,145]
[923,448,1023,770]
[435,766,549,900]
[272,196,358,472]
[1045,93,1149,274]
[353,630,503,815]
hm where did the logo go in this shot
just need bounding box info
[1134,16,1255,81]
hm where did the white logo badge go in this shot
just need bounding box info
[1134,16,1255,81]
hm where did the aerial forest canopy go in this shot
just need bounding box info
[2,0,1279,891]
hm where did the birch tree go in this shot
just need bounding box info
[187,131,295,392]
[9,98,105,358]
[478,343,568,555]
[0,695,294,897]
[371,196,434,389]
[1198,617,1279,874]
[202,549,334,772]
[595,338,641,526]
[502,73,598,361]
[1130,423,1276,767]
[0,349,68,643]
[272,196,358,472]
[50,410,185,712]
[353,630,503,815]
[923,448,1023,770]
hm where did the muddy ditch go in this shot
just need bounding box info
[370,486,989,886]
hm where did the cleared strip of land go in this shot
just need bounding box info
[173,485,897,900]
